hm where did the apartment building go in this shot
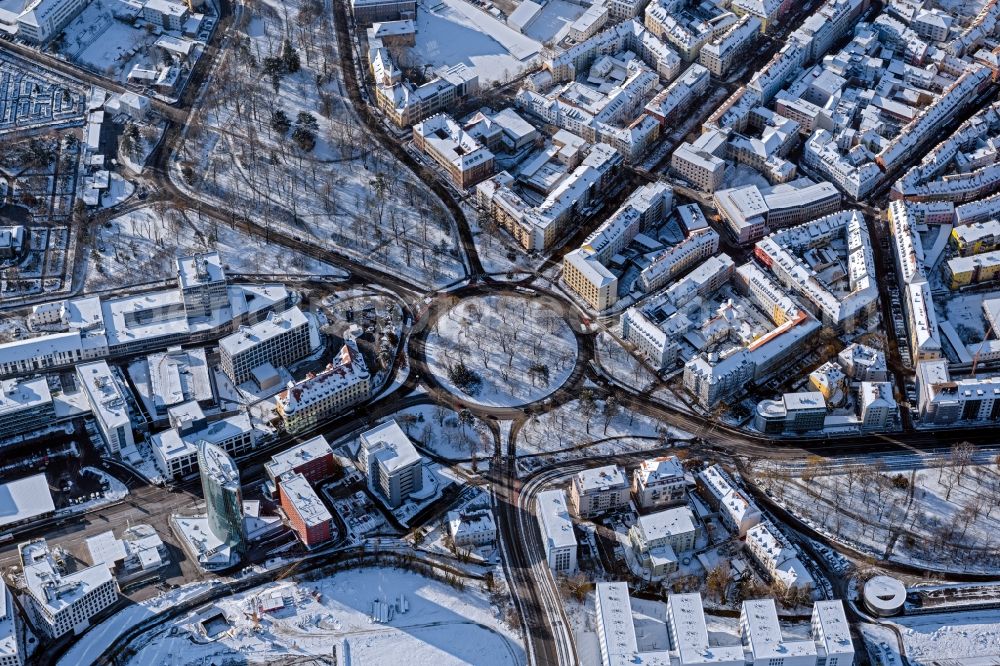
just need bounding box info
[278,472,334,549]
[645,63,711,125]
[0,376,54,440]
[19,539,119,639]
[745,521,814,593]
[629,506,698,576]
[917,359,1000,424]
[569,465,629,518]
[632,456,686,509]
[374,63,479,127]
[699,14,761,76]
[620,253,735,369]
[359,420,424,508]
[812,600,855,666]
[666,593,745,665]
[731,0,787,32]
[276,341,371,432]
[562,182,673,310]
[536,489,578,573]
[637,226,720,292]
[740,599,817,665]
[697,464,761,537]
[860,381,897,431]
[219,307,316,386]
[838,343,887,381]
[15,0,89,43]
[671,130,727,192]
[413,113,495,190]
[143,0,188,30]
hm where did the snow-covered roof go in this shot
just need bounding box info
[667,593,745,665]
[265,435,333,480]
[279,472,331,527]
[575,465,627,492]
[77,361,131,431]
[360,420,421,472]
[147,347,212,411]
[21,539,114,617]
[0,473,54,528]
[536,489,576,550]
[635,456,684,485]
[219,307,308,357]
[635,506,696,541]
[741,599,816,659]
[812,600,854,657]
[86,530,127,568]
[0,376,51,418]
[0,580,19,662]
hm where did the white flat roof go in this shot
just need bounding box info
[741,599,816,659]
[536,489,576,550]
[266,435,332,479]
[147,347,212,410]
[21,539,113,616]
[219,307,308,357]
[360,420,421,472]
[0,376,52,418]
[86,530,127,568]
[0,473,54,528]
[575,464,627,492]
[636,506,696,541]
[279,472,331,527]
[77,361,131,430]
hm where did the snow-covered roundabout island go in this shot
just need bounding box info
[423,293,579,407]
[121,567,524,666]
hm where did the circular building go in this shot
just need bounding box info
[863,575,907,617]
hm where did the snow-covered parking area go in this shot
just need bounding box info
[423,294,579,407]
[123,567,523,666]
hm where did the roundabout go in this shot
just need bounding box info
[419,290,581,409]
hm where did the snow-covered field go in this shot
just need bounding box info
[595,331,658,391]
[394,404,493,460]
[864,610,1000,665]
[412,0,542,84]
[87,206,346,290]
[756,459,1000,573]
[123,567,523,666]
[517,397,691,457]
[173,0,466,289]
[424,294,578,407]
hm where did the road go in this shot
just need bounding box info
[6,0,1000,664]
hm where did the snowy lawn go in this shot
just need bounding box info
[596,331,658,391]
[424,294,578,407]
[517,396,687,457]
[173,0,466,289]
[122,567,523,666]
[889,610,1000,665]
[395,404,494,461]
[87,206,346,290]
[755,457,1000,573]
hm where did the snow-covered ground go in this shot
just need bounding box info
[123,567,523,666]
[864,610,1000,665]
[756,460,1000,573]
[394,404,493,460]
[87,206,346,290]
[173,0,466,289]
[595,331,658,391]
[424,294,578,407]
[517,397,689,457]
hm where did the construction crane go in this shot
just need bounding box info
[972,319,994,376]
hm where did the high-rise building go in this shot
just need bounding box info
[0,579,23,666]
[197,441,247,562]
[358,420,424,507]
